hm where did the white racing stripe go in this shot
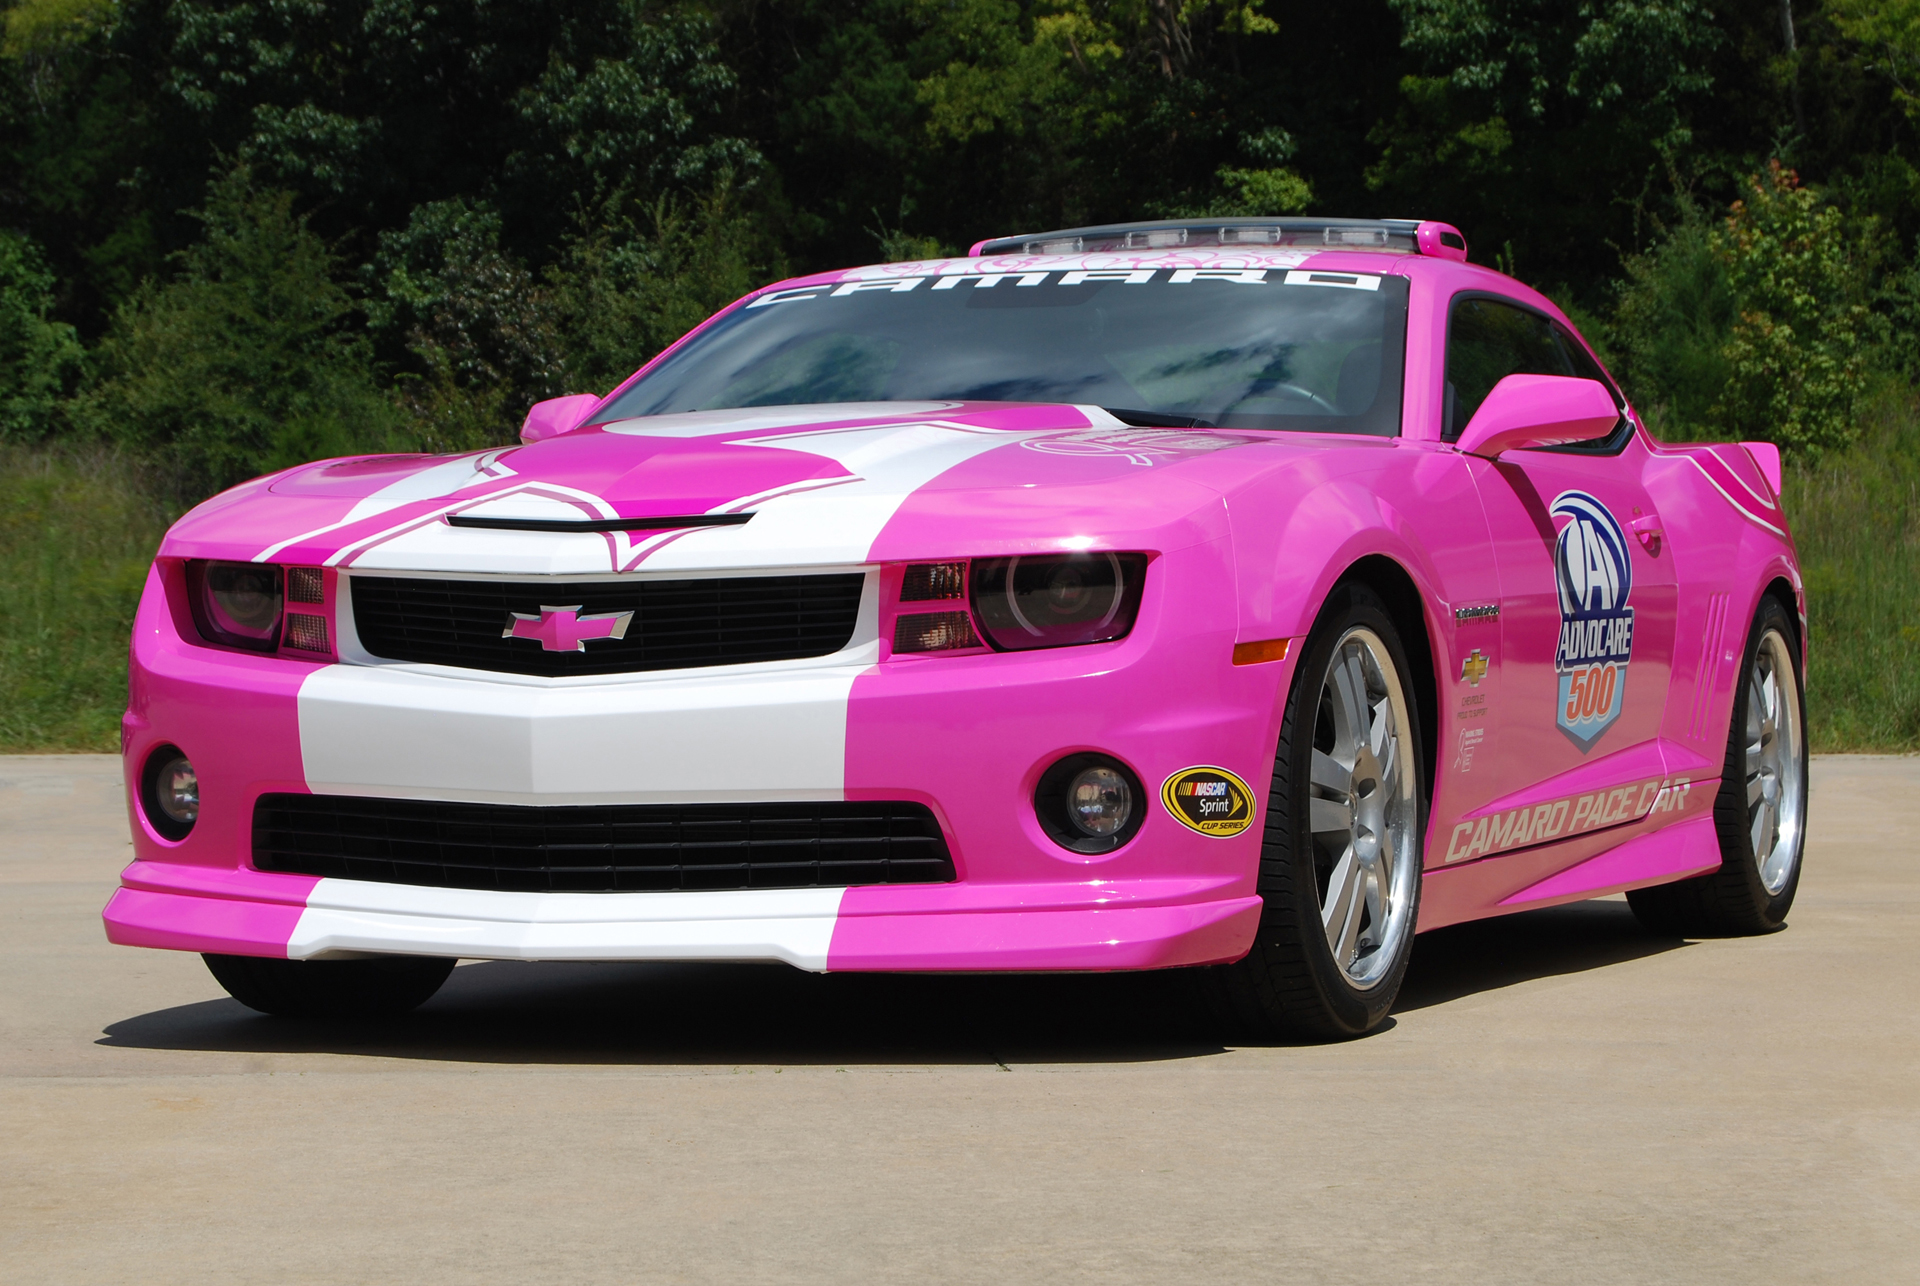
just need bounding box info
[596,402,963,437]
[257,449,519,562]
[277,405,1111,575]
[636,418,1082,571]
[288,881,846,968]
[327,417,1047,574]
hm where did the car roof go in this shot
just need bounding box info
[752,216,1506,296]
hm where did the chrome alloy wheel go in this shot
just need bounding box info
[1306,627,1421,990]
[1746,627,1806,896]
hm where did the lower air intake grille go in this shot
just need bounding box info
[349,572,867,677]
[252,794,956,893]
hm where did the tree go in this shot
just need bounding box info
[0,230,84,439]
[1712,162,1875,453]
[1369,0,1719,292]
[74,168,402,491]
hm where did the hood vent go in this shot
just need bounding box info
[447,512,754,534]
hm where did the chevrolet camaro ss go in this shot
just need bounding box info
[102,217,1807,1038]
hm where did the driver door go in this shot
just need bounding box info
[1444,295,1678,864]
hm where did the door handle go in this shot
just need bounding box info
[1630,514,1664,556]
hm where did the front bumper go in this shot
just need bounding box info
[104,862,1262,971]
[110,548,1287,972]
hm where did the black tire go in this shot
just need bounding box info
[203,953,456,1018]
[1627,594,1807,936]
[1205,581,1426,1040]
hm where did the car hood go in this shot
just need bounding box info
[162,401,1372,576]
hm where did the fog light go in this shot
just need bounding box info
[1068,766,1131,837]
[1034,754,1147,854]
[157,759,198,824]
[141,745,198,840]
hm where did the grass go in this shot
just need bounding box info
[0,412,1914,754]
[0,445,175,751]
[1785,387,1920,751]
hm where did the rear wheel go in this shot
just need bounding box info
[1207,582,1425,1039]
[1627,594,1806,935]
[203,953,456,1018]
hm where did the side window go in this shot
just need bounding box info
[1544,321,1631,453]
[1442,297,1572,440]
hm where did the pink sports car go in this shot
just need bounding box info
[103,218,1807,1038]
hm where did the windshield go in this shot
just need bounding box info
[594,267,1410,435]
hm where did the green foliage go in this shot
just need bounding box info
[1153,126,1311,216]
[1829,0,1920,121]
[72,167,403,493]
[1611,166,1877,455]
[1712,167,1875,454]
[1,0,112,59]
[2,0,1920,750]
[1175,166,1312,216]
[0,0,760,335]
[1609,214,1736,437]
[1370,0,1719,290]
[548,183,778,398]
[1783,382,1920,750]
[0,443,172,751]
[360,178,776,452]
[369,199,566,453]
[0,229,84,439]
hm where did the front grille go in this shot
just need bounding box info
[253,795,956,893]
[349,572,866,677]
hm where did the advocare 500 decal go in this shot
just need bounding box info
[1161,767,1256,838]
[1551,491,1636,752]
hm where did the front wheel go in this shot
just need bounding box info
[203,953,456,1018]
[1207,582,1425,1039]
[1627,595,1807,936]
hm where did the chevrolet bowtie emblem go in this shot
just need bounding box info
[1461,648,1489,687]
[502,605,634,652]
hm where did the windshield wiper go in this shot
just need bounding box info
[1101,408,1215,428]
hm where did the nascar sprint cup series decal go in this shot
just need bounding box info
[1161,767,1257,838]
[1551,491,1636,751]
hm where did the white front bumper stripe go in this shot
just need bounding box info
[288,881,847,970]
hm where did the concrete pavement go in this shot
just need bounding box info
[2,753,1915,1282]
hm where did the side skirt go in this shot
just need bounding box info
[1417,814,1721,931]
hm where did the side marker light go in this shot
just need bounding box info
[1232,638,1292,666]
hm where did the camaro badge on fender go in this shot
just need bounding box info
[1550,491,1636,752]
[1161,766,1256,838]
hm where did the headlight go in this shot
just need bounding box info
[140,745,198,840]
[188,560,283,651]
[970,552,1147,650]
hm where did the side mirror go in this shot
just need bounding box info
[1454,374,1619,459]
[519,393,603,445]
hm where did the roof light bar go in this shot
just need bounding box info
[967,217,1468,262]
